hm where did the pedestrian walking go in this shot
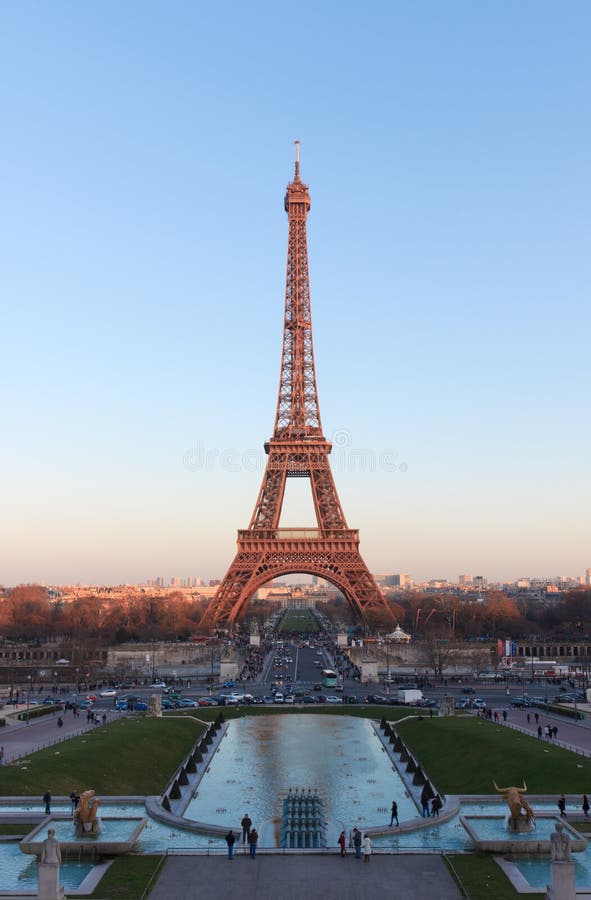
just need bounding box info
[225,829,235,860]
[0,746,4,765]
[537,724,542,739]
[353,827,362,859]
[241,813,252,843]
[526,713,531,724]
[389,800,399,827]
[534,712,539,725]
[43,790,51,814]
[102,713,107,725]
[338,830,346,856]
[57,717,63,728]
[248,827,258,858]
[553,726,558,740]
[502,709,508,722]
[431,795,443,816]
[558,795,567,817]
[362,833,372,863]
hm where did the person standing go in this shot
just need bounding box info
[338,830,346,856]
[69,790,80,815]
[241,813,252,844]
[389,800,399,827]
[558,795,567,817]
[225,829,236,860]
[362,833,372,863]
[0,746,4,765]
[353,827,362,859]
[431,795,443,816]
[537,725,543,739]
[248,827,258,859]
[43,790,51,814]
[420,786,431,817]
[582,795,590,818]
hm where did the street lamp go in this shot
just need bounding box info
[76,668,80,692]
[26,675,32,725]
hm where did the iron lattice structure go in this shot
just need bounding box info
[203,146,392,628]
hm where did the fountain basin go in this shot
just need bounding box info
[460,815,588,854]
[19,816,147,857]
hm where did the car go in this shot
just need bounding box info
[471,698,486,709]
[161,699,175,710]
[100,689,117,697]
[511,697,531,708]
[177,699,198,708]
[419,699,438,708]
[42,696,54,704]
[316,694,328,703]
[313,683,322,691]
[461,687,475,694]
[274,693,284,704]
[87,694,98,702]
[132,701,148,711]
[198,698,217,707]
[79,700,93,709]
[151,682,167,689]
[325,696,343,704]
[284,695,294,704]
[454,699,470,709]
[223,681,236,689]
[262,696,274,704]
[302,695,316,703]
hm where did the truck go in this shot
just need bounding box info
[397,689,423,705]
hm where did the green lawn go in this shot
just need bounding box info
[446,854,519,899]
[277,609,320,632]
[0,717,205,795]
[397,716,591,793]
[84,855,164,899]
[0,822,36,835]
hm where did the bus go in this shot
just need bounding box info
[321,669,338,689]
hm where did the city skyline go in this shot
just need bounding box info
[2,3,590,587]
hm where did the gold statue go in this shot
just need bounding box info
[493,780,535,829]
[73,789,101,835]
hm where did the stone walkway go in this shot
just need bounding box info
[148,854,462,900]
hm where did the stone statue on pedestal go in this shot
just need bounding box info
[38,828,64,899]
[546,822,575,900]
[551,822,571,862]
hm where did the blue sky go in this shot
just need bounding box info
[1,1,589,586]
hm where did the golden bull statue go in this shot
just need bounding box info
[493,780,535,830]
[73,789,101,835]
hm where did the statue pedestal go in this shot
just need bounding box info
[38,863,64,900]
[508,817,534,833]
[546,860,576,900]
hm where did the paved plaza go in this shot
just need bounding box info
[148,854,462,900]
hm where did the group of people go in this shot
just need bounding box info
[557,794,590,818]
[338,827,372,861]
[224,814,259,859]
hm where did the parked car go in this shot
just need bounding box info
[325,696,343,704]
[274,693,284,704]
[262,696,274,704]
[302,695,317,703]
[132,701,148,711]
[151,682,167,689]
[471,698,486,709]
[284,695,294,704]
[100,689,117,697]
[177,699,198,708]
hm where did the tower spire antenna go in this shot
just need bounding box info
[294,139,300,180]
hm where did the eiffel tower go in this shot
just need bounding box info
[202,145,392,629]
